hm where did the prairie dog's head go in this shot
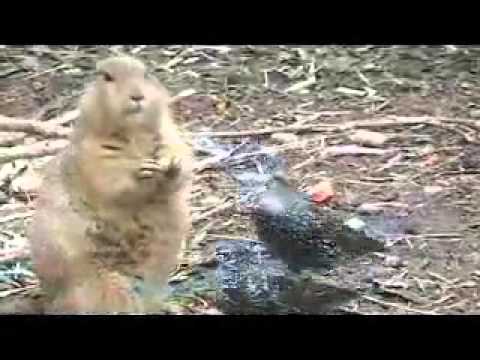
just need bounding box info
[80,56,171,133]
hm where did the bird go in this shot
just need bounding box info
[213,239,357,314]
[249,171,335,271]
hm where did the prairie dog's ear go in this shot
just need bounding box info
[95,56,147,81]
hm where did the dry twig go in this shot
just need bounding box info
[362,295,438,315]
[47,109,79,127]
[192,201,234,224]
[193,115,480,141]
[0,139,69,163]
[0,284,38,299]
[0,115,70,138]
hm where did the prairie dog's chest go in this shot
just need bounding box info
[80,128,160,160]
[125,129,160,160]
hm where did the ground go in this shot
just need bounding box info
[1,45,480,314]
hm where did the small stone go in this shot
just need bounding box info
[459,144,480,169]
[270,132,299,144]
[470,109,480,119]
[344,217,366,231]
[349,130,389,147]
[384,255,406,268]
[266,70,290,91]
[336,217,385,254]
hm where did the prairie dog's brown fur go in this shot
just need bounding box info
[27,56,193,314]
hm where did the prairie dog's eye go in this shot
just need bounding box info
[101,71,114,82]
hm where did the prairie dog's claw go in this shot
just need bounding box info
[162,155,182,175]
[137,166,155,179]
[139,156,181,178]
[138,159,162,179]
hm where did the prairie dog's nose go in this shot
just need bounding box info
[130,94,144,102]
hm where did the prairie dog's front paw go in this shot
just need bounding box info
[137,156,181,180]
[137,159,161,179]
[157,155,182,176]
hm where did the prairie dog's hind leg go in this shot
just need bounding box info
[46,271,143,314]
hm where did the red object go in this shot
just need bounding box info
[311,191,334,204]
[423,153,440,167]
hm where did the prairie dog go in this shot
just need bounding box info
[28,56,194,314]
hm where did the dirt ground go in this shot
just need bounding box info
[1,45,480,315]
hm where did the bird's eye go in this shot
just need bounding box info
[102,71,114,82]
